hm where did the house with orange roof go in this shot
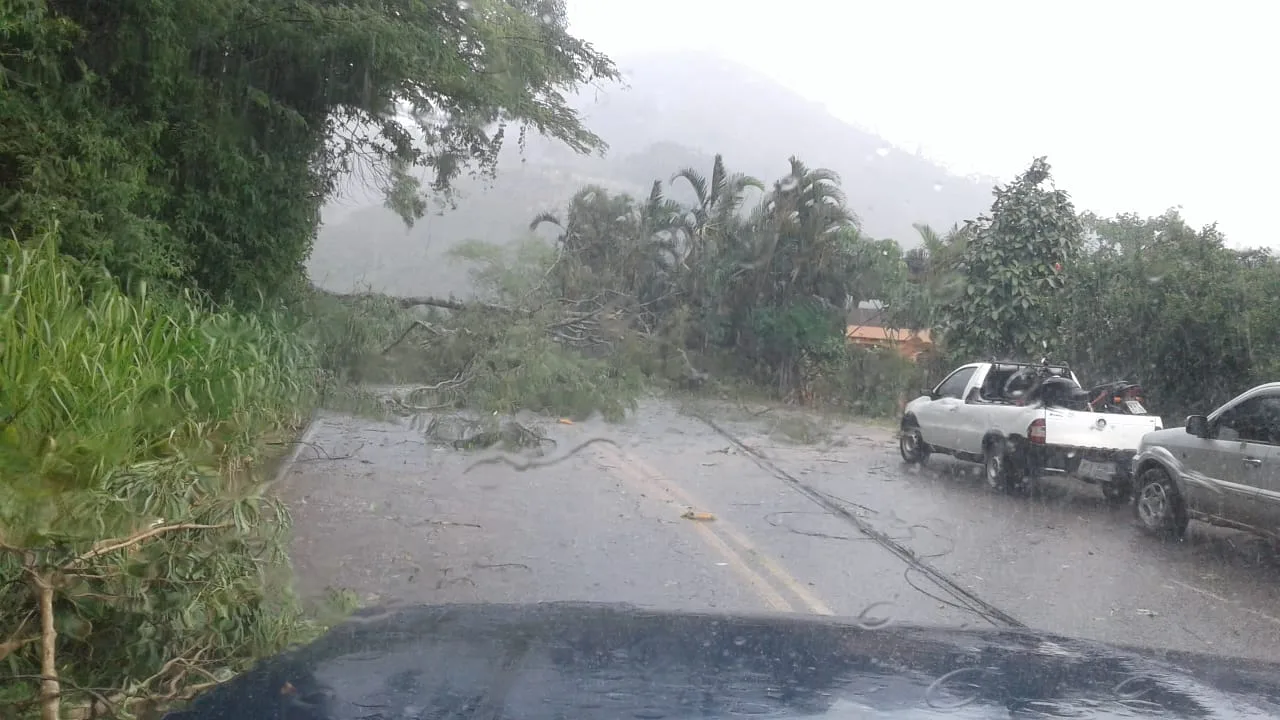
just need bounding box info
[845,304,933,361]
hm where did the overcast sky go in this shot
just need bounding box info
[566,1,1274,247]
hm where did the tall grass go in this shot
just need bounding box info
[0,234,320,718]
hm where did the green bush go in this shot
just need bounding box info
[0,234,319,718]
[811,345,927,418]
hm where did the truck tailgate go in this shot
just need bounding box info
[1042,409,1162,452]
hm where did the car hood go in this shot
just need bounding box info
[1141,427,1190,447]
[165,602,1280,719]
[904,395,931,413]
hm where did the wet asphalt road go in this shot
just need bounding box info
[281,397,1280,663]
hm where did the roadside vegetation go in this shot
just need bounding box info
[0,0,615,717]
[3,1,1279,718]
[0,236,322,718]
[336,153,1280,427]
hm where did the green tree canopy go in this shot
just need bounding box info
[1057,210,1280,414]
[0,0,617,301]
[938,157,1083,359]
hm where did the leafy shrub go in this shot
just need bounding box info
[810,345,926,418]
[0,234,319,718]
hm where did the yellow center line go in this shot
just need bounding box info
[595,443,794,612]
[596,442,833,616]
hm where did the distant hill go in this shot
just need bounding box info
[308,50,997,298]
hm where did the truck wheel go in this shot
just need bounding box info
[899,421,929,465]
[1133,467,1189,538]
[983,439,1021,492]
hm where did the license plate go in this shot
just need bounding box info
[1124,399,1146,414]
[1077,459,1114,481]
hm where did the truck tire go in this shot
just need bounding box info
[899,419,929,465]
[983,438,1022,492]
[1133,466,1189,538]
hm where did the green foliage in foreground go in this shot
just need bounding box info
[0,235,322,718]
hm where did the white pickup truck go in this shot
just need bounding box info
[898,360,1164,500]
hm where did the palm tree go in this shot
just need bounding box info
[631,181,690,306]
[685,158,861,398]
[886,222,969,331]
[744,157,859,307]
[669,154,764,306]
[531,183,686,305]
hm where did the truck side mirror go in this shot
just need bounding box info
[1185,415,1210,438]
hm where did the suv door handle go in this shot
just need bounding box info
[1243,457,1262,466]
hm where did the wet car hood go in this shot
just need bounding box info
[1140,427,1188,446]
[165,602,1280,719]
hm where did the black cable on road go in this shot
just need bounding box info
[692,412,1026,630]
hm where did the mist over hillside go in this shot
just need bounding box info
[308,51,997,298]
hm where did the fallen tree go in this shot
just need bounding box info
[326,292,510,314]
[321,289,637,353]
[306,273,709,424]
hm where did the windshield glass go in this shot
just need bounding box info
[3,2,1279,718]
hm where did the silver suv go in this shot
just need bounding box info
[1131,383,1280,541]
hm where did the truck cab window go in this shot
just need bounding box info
[936,367,976,399]
[1003,367,1037,401]
[1215,394,1280,445]
[980,369,1016,401]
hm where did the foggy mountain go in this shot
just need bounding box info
[308,50,997,298]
